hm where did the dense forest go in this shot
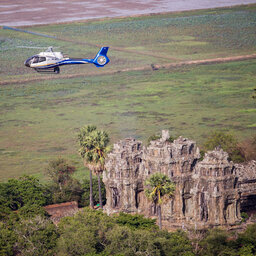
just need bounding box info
[1,128,256,255]
[0,157,256,256]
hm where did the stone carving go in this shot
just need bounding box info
[235,160,256,216]
[103,131,256,230]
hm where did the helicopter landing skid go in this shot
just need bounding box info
[35,67,60,74]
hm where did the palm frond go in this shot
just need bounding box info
[145,173,175,205]
[78,125,110,174]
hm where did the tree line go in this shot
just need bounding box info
[1,203,256,256]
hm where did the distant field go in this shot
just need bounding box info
[0,5,256,181]
[0,60,255,181]
[1,4,256,81]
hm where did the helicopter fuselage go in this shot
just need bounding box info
[24,47,109,73]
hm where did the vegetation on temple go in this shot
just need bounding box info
[202,131,256,163]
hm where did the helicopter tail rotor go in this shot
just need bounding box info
[92,47,109,67]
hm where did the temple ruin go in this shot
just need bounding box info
[103,130,256,230]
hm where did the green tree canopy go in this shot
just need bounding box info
[0,214,59,256]
[0,222,16,256]
[236,224,256,256]
[57,208,195,256]
[200,229,233,256]
[78,125,110,168]
[57,207,115,256]
[203,130,244,163]
[0,175,47,219]
[114,212,157,231]
[14,215,59,256]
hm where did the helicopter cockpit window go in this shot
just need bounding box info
[38,57,46,62]
[24,56,35,67]
[32,56,39,64]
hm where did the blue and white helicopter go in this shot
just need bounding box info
[24,46,109,73]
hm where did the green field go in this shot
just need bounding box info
[0,5,256,181]
[1,4,256,81]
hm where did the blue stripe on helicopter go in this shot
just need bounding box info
[35,59,93,69]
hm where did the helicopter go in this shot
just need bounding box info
[24,46,109,74]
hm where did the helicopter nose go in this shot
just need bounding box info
[24,59,30,67]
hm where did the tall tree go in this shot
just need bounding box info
[45,158,83,204]
[46,158,76,192]
[145,173,175,229]
[78,125,110,209]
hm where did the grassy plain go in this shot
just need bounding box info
[1,4,256,81]
[0,61,255,181]
[0,5,256,181]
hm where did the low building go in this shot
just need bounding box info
[44,201,79,225]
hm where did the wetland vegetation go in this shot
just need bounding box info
[0,5,255,180]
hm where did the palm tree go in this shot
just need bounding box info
[78,125,110,209]
[145,173,175,229]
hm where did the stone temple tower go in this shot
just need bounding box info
[103,131,246,230]
[104,138,144,214]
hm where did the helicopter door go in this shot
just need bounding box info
[38,57,46,62]
[31,56,46,66]
[32,56,39,64]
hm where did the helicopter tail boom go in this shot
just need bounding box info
[92,47,109,67]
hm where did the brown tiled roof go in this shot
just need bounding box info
[44,201,78,210]
[44,201,79,225]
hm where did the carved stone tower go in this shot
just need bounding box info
[103,131,255,230]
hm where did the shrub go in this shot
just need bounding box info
[241,212,249,223]
[147,133,176,146]
[147,134,161,145]
[238,135,256,161]
[114,212,158,230]
[203,131,245,163]
[236,224,256,255]
[0,222,16,256]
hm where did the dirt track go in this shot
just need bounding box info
[1,53,256,86]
